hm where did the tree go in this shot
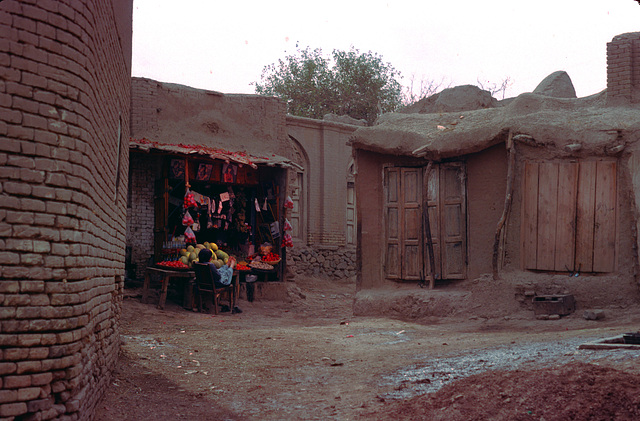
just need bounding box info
[253,47,403,125]
[476,76,514,100]
[401,75,448,106]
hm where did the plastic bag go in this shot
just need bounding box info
[284,218,292,231]
[284,195,294,209]
[184,226,196,243]
[182,211,194,226]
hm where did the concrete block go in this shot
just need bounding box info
[532,294,576,316]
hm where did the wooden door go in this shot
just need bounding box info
[383,167,423,280]
[522,159,617,273]
[290,172,304,241]
[346,182,356,245]
[440,163,467,279]
[425,163,467,280]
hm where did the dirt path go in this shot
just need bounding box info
[96,277,640,420]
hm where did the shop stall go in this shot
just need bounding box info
[131,138,298,288]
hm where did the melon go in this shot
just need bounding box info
[215,250,228,260]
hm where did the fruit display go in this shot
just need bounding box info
[249,260,273,270]
[262,252,281,264]
[171,242,232,269]
[157,260,190,269]
[236,263,251,271]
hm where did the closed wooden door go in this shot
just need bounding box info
[384,163,467,281]
[384,167,423,280]
[425,163,467,280]
[522,159,617,273]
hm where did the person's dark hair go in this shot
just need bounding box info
[198,248,213,263]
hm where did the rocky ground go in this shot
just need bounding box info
[95,276,640,420]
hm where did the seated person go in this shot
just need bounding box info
[197,248,236,287]
[197,248,241,313]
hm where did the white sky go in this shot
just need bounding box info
[132,0,640,99]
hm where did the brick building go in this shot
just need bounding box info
[0,1,132,419]
[127,78,362,283]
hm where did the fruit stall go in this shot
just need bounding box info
[131,138,300,288]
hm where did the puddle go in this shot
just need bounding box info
[382,337,640,399]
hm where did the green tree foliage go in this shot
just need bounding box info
[254,47,403,125]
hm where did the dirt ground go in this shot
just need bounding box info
[95,276,640,421]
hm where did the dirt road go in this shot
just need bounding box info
[96,277,640,420]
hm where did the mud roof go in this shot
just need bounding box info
[349,82,640,161]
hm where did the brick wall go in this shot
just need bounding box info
[607,32,640,105]
[286,116,358,278]
[130,78,159,137]
[125,153,156,281]
[0,1,132,420]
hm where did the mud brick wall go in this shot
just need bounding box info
[607,32,640,105]
[125,152,157,281]
[0,1,132,420]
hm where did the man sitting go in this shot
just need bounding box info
[197,248,241,313]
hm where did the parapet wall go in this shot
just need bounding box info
[607,31,640,105]
[0,1,132,419]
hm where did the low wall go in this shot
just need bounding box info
[287,246,356,279]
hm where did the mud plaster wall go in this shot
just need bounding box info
[465,143,508,279]
[354,145,508,289]
[0,1,132,419]
[130,77,291,161]
[629,148,640,289]
[286,117,358,279]
[502,143,640,309]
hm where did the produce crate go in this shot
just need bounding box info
[532,294,576,316]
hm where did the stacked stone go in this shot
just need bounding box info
[287,246,356,279]
[0,1,131,419]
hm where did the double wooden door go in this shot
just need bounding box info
[384,163,467,281]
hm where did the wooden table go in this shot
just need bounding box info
[142,267,195,310]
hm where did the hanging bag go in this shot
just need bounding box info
[182,211,194,226]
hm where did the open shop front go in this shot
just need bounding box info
[155,154,293,281]
[130,138,299,309]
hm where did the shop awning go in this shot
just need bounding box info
[130,138,303,171]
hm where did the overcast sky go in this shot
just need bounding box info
[132,0,640,99]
